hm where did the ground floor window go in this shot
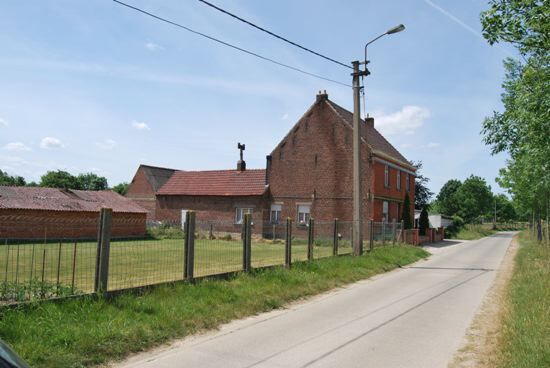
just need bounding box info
[382,201,389,221]
[180,209,188,229]
[270,204,282,224]
[235,207,253,224]
[297,204,311,225]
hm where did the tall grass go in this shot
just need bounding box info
[0,246,428,368]
[497,232,550,367]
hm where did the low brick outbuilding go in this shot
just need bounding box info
[0,186,148,240]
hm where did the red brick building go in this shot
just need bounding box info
[128,91,415,232]
[0,186,147,239]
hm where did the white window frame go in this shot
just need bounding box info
[235,207,253,224]
[181,209,188,229]
[270,204,282,224]
[406,173,410,192]
[384,165,390,188]
[382,201,389,221]
[397,170,401,191]
[297,204,311,225]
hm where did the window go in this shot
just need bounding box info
[382,201,389,221]
[406,173,410,192]
[270,204,282,224]
[235,207,253,224]
[297,204,311,225]
[384,165,390,187]
[397,170,401,190]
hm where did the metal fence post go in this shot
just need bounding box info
[369,220,374,251]
[382,220,386,246]
[285,218,292,268]
[184,211,195,280]
[307,218,314,261]
[333,219,339,256]
[94,209,105,292]
[96,208,112,294]
[400,220,404,244]
[243,213,252,272]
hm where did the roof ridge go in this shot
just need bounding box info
[172,168,266,173]
[139,164,178,171]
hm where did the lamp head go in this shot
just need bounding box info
[387,24,405,35]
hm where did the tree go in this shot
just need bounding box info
[112,182,129,195]
[40,170,81,189]
[494,193,517,222]
[418,207,430,236]
[411,161,433,210]
[455,175,493,223]
[436,179,462,216]
[480,0,549,241]
[401,193,412,229]
[77,173,108,191]
[0,170,26,186]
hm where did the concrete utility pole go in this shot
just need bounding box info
[352,24,405,257]
[352,61,366,256]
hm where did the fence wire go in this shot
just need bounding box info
[252,222,286,268]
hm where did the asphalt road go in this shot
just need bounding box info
[116,232,514,368]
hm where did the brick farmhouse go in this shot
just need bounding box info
[0,186,147,239]
[128,91,416,236]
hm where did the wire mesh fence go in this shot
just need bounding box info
[0,211,417,305]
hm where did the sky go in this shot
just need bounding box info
[0,0,515,196]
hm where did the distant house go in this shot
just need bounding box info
[0,186,147,239]
[127,91,416,234]
[414,210,453,228]
[126,164,177,220]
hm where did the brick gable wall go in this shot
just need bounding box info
[126,167,157,220]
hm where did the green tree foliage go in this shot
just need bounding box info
[455,175,493,223]
[436,179,462,216]
[112,182,129,195]
[480,0,549,239]
[39,170,108,190]
[401,193,412,229]
[494,193,517,222]
[0,169,26,186]
[418,207,430,236]
[411,161,433,210]
[77,173,108,190]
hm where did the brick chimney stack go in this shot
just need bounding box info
[316,90,328,102]
[366,117,374,128]
[237,142,246,171]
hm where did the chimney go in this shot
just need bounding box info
[316,89,328,102]
[237,142,246,171]
[366,117,374,128]
[265,155,272,185]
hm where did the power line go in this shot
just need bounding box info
[197,0,352,70]
[113,0,351,88]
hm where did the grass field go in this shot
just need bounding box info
[0,245,428,368]
[497,232,550,367]
[0,237,351,301]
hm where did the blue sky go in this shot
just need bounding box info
[0,0,514,196]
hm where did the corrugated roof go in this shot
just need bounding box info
[157,169,267,196]
[139,165,178,191]
[0,186,148,213]
[326,100,414,169]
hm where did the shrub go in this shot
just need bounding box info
[419,207,430,236]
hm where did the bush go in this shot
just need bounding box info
[419,207,430,236]
[445,215,464,237]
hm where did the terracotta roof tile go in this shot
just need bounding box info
[157,169,267,196]
[0,186,147,213]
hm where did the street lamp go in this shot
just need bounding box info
[351,24,405,256]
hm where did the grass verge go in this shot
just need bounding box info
[450,225,497,240]
[497,232,549,367]
[0,246,427,368]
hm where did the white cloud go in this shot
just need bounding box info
[425,142,440,148]
[96,139,117,150]
[132,120,150,130]
[40,137,64,149]
[281,113,289,121]
[3,142,31,151]
[144,42,163,51]
[374,105,431,136]
[0,117,7,127]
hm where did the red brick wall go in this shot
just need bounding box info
[371,160,415,222]
[0,209,146,239]
[155,194,270,235]
[126,167,157,220]
[267,98,372,228]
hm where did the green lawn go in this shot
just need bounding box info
[0,237,351,301]
[0,245,428,368]
[497,232,550,367]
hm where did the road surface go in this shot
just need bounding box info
[116,232,514,368]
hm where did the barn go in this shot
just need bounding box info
[0,186,147,240]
